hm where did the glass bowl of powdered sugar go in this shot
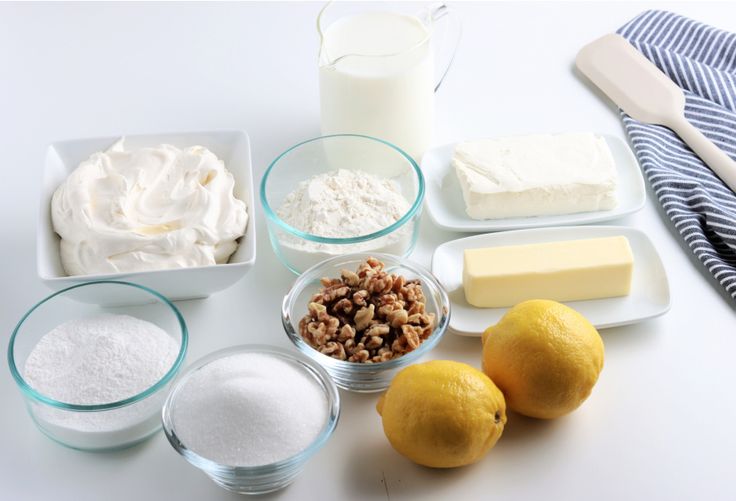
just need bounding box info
[8,281,187,451]
[261,134,424,274]
[161,345,340,495]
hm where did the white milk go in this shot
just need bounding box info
[319,11,434,161]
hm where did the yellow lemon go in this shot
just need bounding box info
[482,300,604,419]
[376,360,507,468]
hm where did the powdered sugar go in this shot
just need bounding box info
[277,169,411,240]
[171,352,328,467]
[22,314,180,447]
[24,314,179,405]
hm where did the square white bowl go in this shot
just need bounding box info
[37,130,256,304]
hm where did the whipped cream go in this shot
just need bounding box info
[51,139,248,276]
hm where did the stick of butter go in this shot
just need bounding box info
[463,236,634,307]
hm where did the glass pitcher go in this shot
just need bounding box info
[318,2,461,161]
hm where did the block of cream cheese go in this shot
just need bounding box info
[453,133,618,220]
[463,236,633,307]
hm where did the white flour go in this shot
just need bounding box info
[23,314,180,446]
[277,169,411,241]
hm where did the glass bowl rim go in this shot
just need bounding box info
[259,134,425,245]
[282,252,450,373]
[161,344,341,474]
[7,280,189,412]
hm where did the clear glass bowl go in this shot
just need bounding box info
[260,134,424,274]
[7,281,188,451]
[282,253,450,392]
[161,345,340,495]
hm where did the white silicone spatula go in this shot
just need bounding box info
[576,33,736,192]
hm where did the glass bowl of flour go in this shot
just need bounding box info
[8,281,188,451]
[261,134,424,274]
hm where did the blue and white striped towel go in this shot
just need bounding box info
[617,11,736,303]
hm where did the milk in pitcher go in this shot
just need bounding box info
[319,11,435,161]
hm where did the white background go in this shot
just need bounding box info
[2,2,736,500]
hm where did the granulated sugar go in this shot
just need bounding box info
[24,314,179,406]
[171,352,328,467]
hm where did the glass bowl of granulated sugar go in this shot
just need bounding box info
[8,281,188,451]
[261,134,425,274]
[161,345,340,495]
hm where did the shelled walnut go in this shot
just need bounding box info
[299,257,436,363]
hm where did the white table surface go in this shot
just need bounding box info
[2,2,736,500]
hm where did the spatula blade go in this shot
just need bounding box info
[576,33,685,126]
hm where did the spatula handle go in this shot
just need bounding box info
[668,114,736,193]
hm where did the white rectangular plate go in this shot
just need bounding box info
[421,134,646,232]
[431,225,670,336]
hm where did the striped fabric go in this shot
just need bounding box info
[617,10,736,303]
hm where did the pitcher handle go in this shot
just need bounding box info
[428,3,462,92]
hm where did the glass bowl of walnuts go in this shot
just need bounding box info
[281,253,450,392]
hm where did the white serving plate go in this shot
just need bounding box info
[37,130,257,305]
[421,134,646,232]
[431,225,670,336]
